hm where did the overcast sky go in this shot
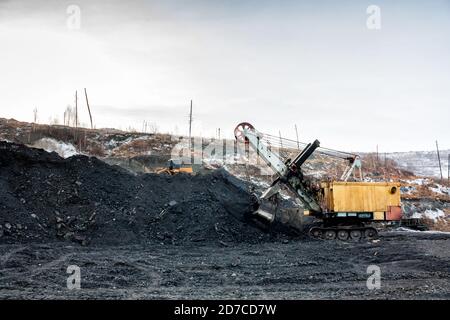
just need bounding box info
[0,0,449,152]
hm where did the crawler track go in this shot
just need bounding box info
[309,226,378,240]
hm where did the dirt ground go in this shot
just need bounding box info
[1,230,449,300]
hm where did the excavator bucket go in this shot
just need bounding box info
[252,208,275,224]
[244,187,280,226]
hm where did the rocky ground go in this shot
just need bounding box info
[1,141,449,299]
[0,231,449,299]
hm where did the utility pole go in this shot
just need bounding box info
[385,152,388,180]
[75,90,78,129]
[376,145,379,162]
[84,88,93,129]
[448,153,449,186]
[188,100,193,152]
[294,124,300,150]
[74,91,79,151]
[436,140,443,181]
[33,107,38,123]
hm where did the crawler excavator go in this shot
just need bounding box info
[234,122,402,240]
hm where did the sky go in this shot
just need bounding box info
[0,0,449,152]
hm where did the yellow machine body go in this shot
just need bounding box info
[156,159,193,175]
[156,167,193,175]
[320,181,402,221]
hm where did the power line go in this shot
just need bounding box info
[259,131,357,160]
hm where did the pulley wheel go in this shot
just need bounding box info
[234,122,254,143]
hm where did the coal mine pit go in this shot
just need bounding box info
[1,141,450,300]
[0,141,294,246]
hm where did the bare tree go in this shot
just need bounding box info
[50,116,60,125]
[148,122,159,134]
[64,105,76,126]
[33,107,38,123]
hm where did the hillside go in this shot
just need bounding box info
[1,117,449,231]
[386,150,450,178]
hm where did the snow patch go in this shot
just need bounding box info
[32,138,78,158]
[105,139,119,148]
[394,227,450,235]
[430,184,449,195]
[406,178,429,186]
[412,209,445,221]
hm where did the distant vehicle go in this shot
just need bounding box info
[156,159,193,175]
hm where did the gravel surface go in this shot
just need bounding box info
[0,231,449,299]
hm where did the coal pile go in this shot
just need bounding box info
[0,142,291,246]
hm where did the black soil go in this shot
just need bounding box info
[0,141,292,246]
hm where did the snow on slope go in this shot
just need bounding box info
[31,138,78,158]
[387,150,449,178]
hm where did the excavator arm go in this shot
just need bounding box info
[234,122,323,222]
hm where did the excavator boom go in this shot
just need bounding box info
[234,122,322,217]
